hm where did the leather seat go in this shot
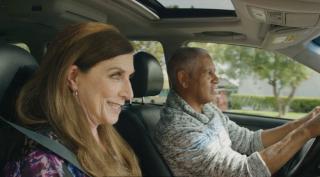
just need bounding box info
[115,51,172,176]
[0,43,38,171]
[0,43,38,120]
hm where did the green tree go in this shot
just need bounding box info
[251,49,309,116]
[131,41,165,66]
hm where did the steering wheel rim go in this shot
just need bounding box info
[282,136,320,177]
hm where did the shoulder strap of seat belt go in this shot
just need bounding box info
[0,116,91,177]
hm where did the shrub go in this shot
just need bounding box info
[290,98,320,112]
[229,94,320,113]
[230,94,277,111]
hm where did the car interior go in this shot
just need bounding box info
[1,0,320,176]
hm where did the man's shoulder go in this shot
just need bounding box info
[160,105,201,126]
[155,106,205,138]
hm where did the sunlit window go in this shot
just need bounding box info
[189,42,320,120]
[157,0,235,10]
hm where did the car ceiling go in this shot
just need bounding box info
[1,0,320,71]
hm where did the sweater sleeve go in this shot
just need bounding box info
[227,118,265,154]
[158,126,271,177]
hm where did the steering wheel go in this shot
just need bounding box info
[281,136,320,177]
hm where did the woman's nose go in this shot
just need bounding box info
[120,79,134,100]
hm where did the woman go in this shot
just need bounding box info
[4,22,141,176]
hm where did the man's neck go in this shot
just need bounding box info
[176,90,203,113]
[188,101,203,113]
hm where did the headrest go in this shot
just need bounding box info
[0,44,38,120]
[131,51,164,98]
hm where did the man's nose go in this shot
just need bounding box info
[212,73,219,84]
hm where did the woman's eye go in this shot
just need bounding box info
[110,73,122,79]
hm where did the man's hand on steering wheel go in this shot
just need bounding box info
[302,107,320,139]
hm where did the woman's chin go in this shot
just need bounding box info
[102,114,120,125]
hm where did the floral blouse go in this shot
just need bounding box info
[3,130,88,177]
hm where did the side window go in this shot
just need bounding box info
[131,41,169,104]
[189,42,320,120]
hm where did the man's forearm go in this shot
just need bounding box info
[259,126,310,174]
[261,117,308,148]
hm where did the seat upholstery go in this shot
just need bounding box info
[131,51,164,97]
[0,44,38,120]
[129,51,164,135]
[115,51,172,176]
[0,43,38,171]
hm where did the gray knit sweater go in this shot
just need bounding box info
[154,90,271,177]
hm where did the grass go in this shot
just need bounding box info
[228,109,307,120]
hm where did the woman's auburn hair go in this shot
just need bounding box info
[16,22,141,176]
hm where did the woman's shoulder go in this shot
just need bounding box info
[3,129,87,177]
[4,142,87,177]
[4,145,64,176]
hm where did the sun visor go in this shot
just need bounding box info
[247,6,320,28]
[262,27,312,50]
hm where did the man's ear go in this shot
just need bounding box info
[177,70,189,89]
[67,65,80,91]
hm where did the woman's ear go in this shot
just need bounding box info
[177,70,189,89]
[67,65,80,91]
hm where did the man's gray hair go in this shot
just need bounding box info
[167,47,211,90]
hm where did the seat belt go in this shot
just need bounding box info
[0,116,91,177]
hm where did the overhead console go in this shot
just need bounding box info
[236,0,320,50]
[248,6,319,28]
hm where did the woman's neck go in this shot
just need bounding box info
[90,121,105,150]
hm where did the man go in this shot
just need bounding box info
[154,47,320,177]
